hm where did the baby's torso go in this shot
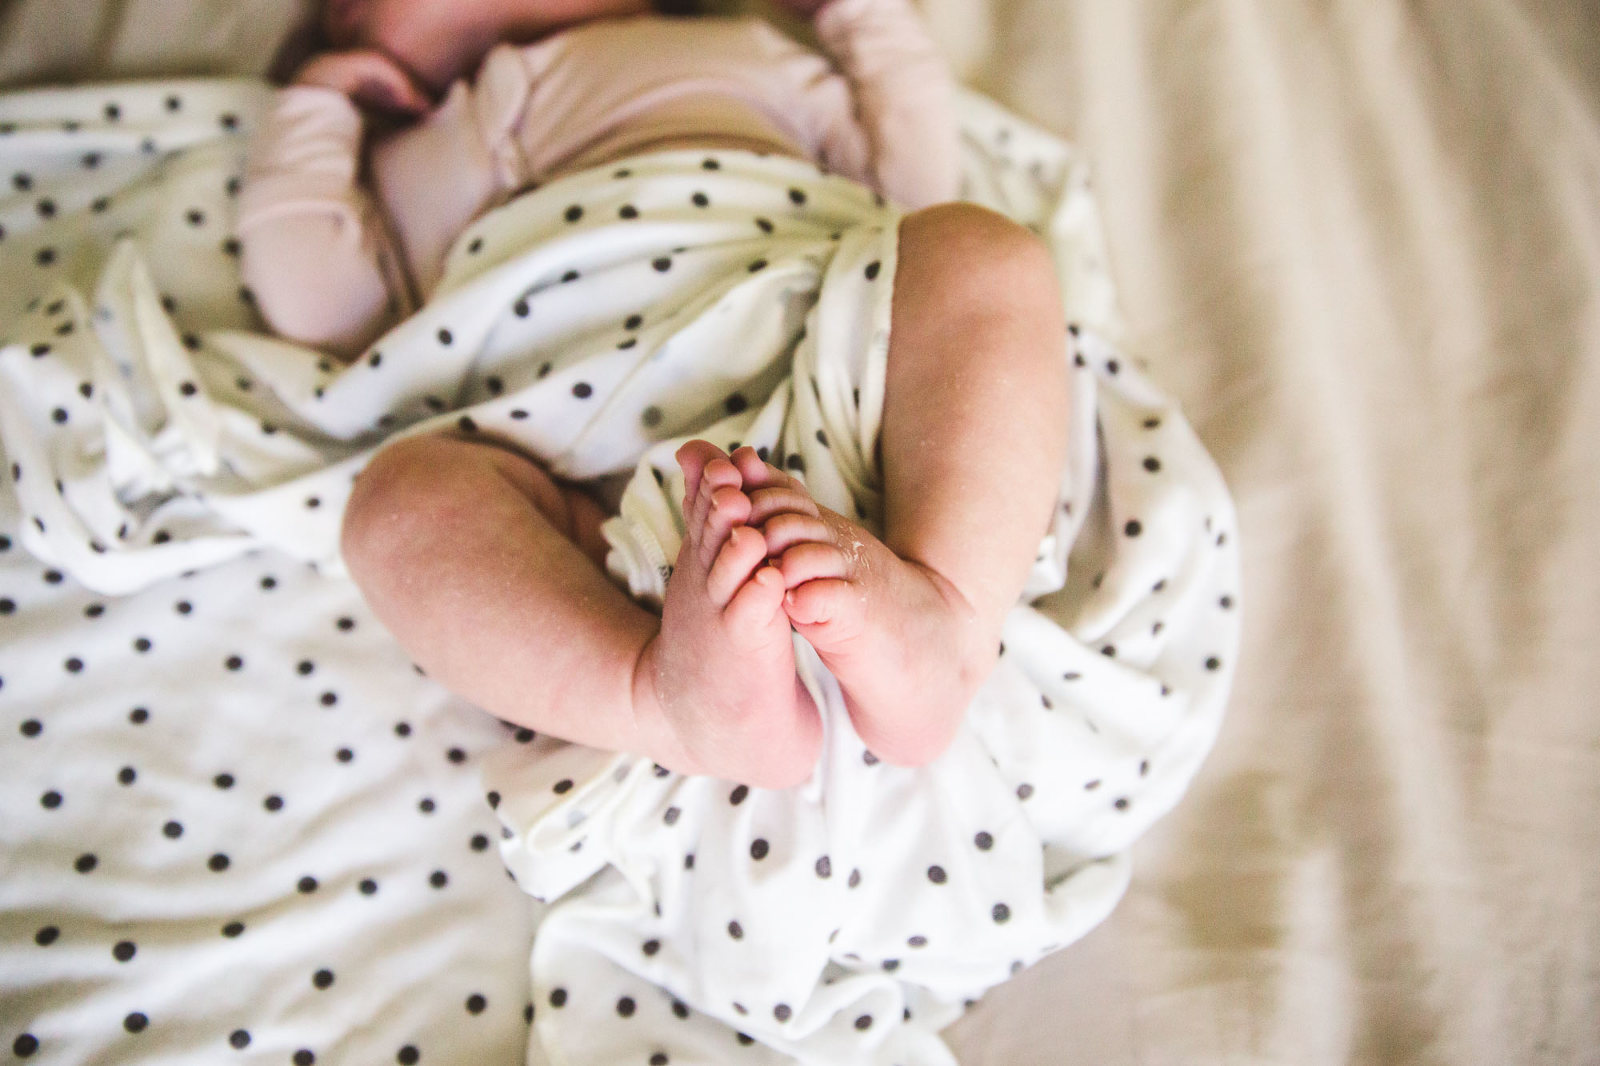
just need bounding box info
[368,15,867,290]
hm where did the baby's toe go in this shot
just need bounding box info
[760,512,832,556]
[726,563,787,633]
[675,439,729,506]
[731,447,799,492]
[706,525,769,609]
[775,540,849,590]
[783,577,858,631]
[699,486,751,568]
[746,485,820,526]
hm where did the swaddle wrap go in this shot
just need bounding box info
[0,83,1240,1066]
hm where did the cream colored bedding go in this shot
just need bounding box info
[939,2,1600,1063]
[4,1,1595,1062]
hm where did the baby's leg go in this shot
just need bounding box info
[341,434,819,788]
[754,202,1072,765]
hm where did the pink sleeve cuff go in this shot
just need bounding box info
[237,85,369,238]
[814,0,961,209]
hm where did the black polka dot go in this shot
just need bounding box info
[117,766,137,785]
[264,795,284,812]
[298,876,319,894]
[864,261,880,280]
[396,1046,419,1065]
[616,997,636,1018]
[466,993,487,1013]
[774,1003,791,1022]
[1206,656,1222,671]
[572,382,593,399]
[359,879,378,895]
[1115,797,1130,811]
[294,1052,314,1065]
[642,939,660,957]
[74,852,97,872]
[729,784,748,805]
[747,258,767,272]
[208,853,230,872]
[992,902,1012,923]
[14,1034,39,1057]
[19,719,40,737]
[467,237,483,254]
[1143,456,1162,472]
[35,925,59,946]
[549,988,567,1007]
[1017,782,1035,800]
[312,969,334,989]
[975,831,994,850]
[214,773,235,789]
[1143,416,1161,429]
[848,868,861,888]
[724,393,748,415]
[553,778,574,794]
[564,205,583,223]
[436,328,453,346]
[908,934,928,947]
[672,1000,689,1019]
[650,1055,668,1066]
[727,920,743,939]
[755,217,774,233]
[855,1014,873,1030]
[750,838,769,860]
[702,158,720,170]
[222,921,245,937]
[692,192,709,207]
[652,257,672,272]
[1124,519,1142,537]
[815,855,832,878]
[124,1012,148,1033]
[788,188,806,205]
[429,869,448,888]
[927,865,947,884]
[229,1029,250,1049]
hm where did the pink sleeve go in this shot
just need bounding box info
[813,0,961,209]
[236,86,412,360]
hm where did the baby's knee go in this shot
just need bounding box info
[342,433,572,566]
[893,205,1064,352]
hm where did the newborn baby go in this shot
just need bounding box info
[245,0,1073,790]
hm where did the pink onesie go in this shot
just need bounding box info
[237,0,960,358]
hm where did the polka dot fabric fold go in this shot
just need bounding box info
[0,79,1240,1066]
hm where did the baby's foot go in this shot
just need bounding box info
[636,441,821,788]
[731,448,993,767]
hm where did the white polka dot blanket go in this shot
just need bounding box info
[0,78,1240,1066]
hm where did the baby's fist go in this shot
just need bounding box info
[294,49,433,117]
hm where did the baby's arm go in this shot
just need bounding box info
[803,0,962,208]
[238,53,428,361]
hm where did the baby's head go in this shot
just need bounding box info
[322,0,666,91]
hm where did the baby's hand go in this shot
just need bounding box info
[293,49,433,117]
